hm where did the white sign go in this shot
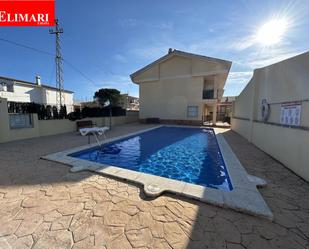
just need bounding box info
[280,102,301,126]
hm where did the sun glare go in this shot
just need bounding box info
[256,19,288,46]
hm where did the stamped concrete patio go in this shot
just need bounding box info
[0,123,308,249]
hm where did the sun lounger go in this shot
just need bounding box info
[79,126,109,145]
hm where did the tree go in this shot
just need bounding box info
[94,88,121,129]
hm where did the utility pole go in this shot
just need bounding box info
[49,19,64,108]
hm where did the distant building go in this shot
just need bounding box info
[217,96,235,121]
[0,75,74,111]
[119,94,139,110]
[78,100,100,108]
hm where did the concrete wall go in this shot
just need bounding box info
[139,77,204,121]
[230,118,252,141]
[231,52,309,181]
[133,54,230,122]
[251,122,309,180]
[0,98,139,143]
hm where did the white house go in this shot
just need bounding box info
[131,49,231,125]
[0,75,74,111]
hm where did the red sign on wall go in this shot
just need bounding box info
[0,0,55,26]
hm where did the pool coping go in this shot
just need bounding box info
[41,125,273,220]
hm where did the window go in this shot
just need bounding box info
[9,114,33,129]
[6,83,14,92]
[187,106,198,118]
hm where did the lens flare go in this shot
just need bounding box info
[256,19,288,46]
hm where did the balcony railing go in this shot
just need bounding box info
[202,89,215,99]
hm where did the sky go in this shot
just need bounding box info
[0,0,308,101]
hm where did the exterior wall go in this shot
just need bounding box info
[134,55,230,123]
[139,77,204,121]
[37,117,106,137]
[43,89,74,112]
[0,98,139,143]
[0,91,30,102]
[0,98,39,142]
[135,65,159,82]
[231,52,309,181]
[233,81,255,120]
[230,118,251,141]
[0,78,74,110]
[160,56,192,78]
[13,84,44,103]
[251,122,309,181]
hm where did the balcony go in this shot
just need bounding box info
[202,89,215,99]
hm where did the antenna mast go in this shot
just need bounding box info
[49,19,64,107]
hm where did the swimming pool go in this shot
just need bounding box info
[70,126,233,191]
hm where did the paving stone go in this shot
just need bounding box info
[152,239,173,249]
[72,236,94,249]
[57,202,84,215]
[125,227,153,247]
[93,201,114,217]
[0,236,16,249]
[104,210,130,227]
[69,210,93,231]
[8,235,33,249]
[233,218,254,234]
[51,215,72,230]
[0,218,22,236]
[49,191,71,201]
[125,211,154,231]
[22,197,44,208]
[253,223,287,239]
[106,235,132,249]
[166,201,183,218]
[32,222,51,243]
[0,200,23,218]
[203,232,226,249]
[1,125,309,249]
[226,243,246,249]
[151,206,177,222]
[15,214,43,237]
[163,222,188,248]
[84,200,96,210]
[72,222,93,242]
[33,230,73,249]
[270,236,306,249]
[150,196,167,207]
[44,210,62,222]
[93,225,124,247]
[112,201,140,216]
[296,222,309,238]
[288,228,309,248]
[213,217,241,243]
[241,234,271,249]
[196,205,218,218]
[150,221,165,239]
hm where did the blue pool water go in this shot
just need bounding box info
[71,126,233,191]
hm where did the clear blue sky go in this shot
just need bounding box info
[0,0,308,101]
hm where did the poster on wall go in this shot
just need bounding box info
[280,102,301,126]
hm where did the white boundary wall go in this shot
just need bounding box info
[0,98,139,143]
[231,52,309,181]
